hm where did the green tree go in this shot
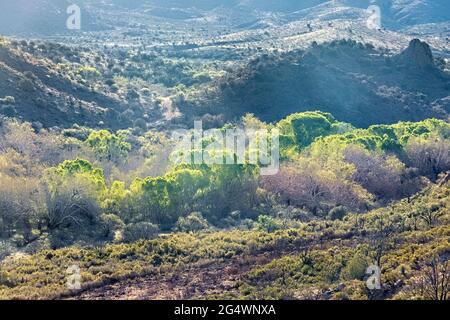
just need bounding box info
[277,112,343,153]
[86,130,131,163]
[49,158,106,194]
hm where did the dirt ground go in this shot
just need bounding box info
[72,253,275,300]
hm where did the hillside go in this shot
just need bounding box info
[0,41,137,128]
[183,39,450,127]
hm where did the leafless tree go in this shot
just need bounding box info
[412,203,444,229]
[405,138,450,180]
[344,146,422,200]
[43,179,99,231]
[0,175,42,240]
[0,120,78,169]
[261,163,366,215]
[261,164,330,214]
[413,256,450,300]
[369,215,395,267]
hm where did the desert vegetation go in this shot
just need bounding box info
[0,109,449,300]
[0,0,449,301]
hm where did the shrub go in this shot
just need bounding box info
[123,222,159,243]
[328,206,348,221]
[277,111,337,149]
[134,118,147,130]
[405,137,450,180]
[343,253,369,281]
[410,256,450,300]
[100,214,125,241]
[175,212,210,233]
[86,130,131,163]
[0,175,42,241]
[344,145,417,200]
[0,105,16,117]
[43,176,102,248]
[333,292,350,300]
[255,215,282,233]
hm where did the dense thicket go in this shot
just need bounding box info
[1,111,449,255]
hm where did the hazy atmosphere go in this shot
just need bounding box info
[0,0,449,304]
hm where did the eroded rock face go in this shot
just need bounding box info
[398,39,435,68]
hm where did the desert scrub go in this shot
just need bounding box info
[381,225,450,285]
[0,184,448,299]
[0,229,311,299]
[239,247,352,299]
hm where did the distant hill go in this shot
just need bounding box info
[184,39,450,127]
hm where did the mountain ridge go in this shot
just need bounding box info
[1,0,450,35]
[182,39,450,127]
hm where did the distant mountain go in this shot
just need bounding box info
[0,0,106,36]
[130,0,450,29]
[1,0,449,36]
[378,0,450,28]
[184,39,450,127]
[265,0,450,30]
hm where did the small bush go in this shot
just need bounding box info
[123,222,159,243]
[343,254,369,281]
[100,214,125,240]
[328,206,348,221]
[255,215,282,233]
[0,105,16,117]
[175,212,210,233]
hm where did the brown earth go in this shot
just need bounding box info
[71,253,275,300]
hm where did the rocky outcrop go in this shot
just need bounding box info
[397,39,435,68]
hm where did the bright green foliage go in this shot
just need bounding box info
[55,158,101,177]
[130,176,173,226]
[102,181,133,221]
[47,158,106,194]
[1,110,449,300]
[40,159,107,247]
[277,113,450,158]
[203,164,259,224]
[276,111,354,159]
[367,119,450,152]
[112,163,259,229]
[129,167,208,228]
[0,181,448,300]
[306,118,450,168]
[86,130,131,163]
[77,66,101,80]
[277,112,336,149]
